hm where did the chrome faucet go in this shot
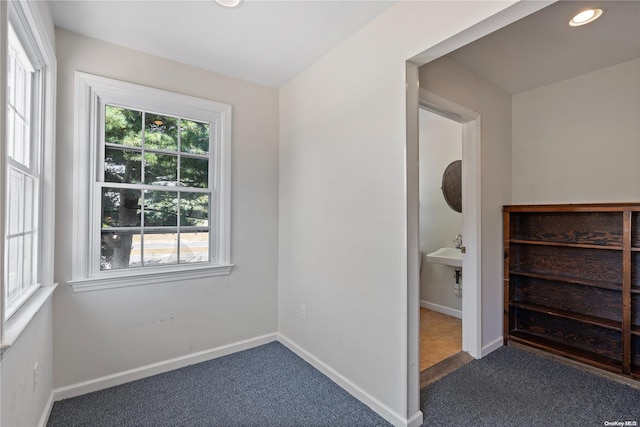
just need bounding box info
[453,234,463,249]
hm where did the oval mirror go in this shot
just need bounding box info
[441,160,462,213]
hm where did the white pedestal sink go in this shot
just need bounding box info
[426,247,462,268]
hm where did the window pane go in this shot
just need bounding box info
[143,232,178,266]
[14,118,25,165]
[180,232,209,264]
[24,175,36,232]
[180,157,208,188]
[180,192,209,226]
[15,61,25,113]
[7,55,14,105]
[144,191,178,227]
[105,147,142,183]
[144,153,177,185]
[8,169,23,235]
[7,237,21,301]
[101,230,142,270]
[180,119,209,155]
[7,110,14,160]
[20,75,32,168]
[105,106,142,147]
[22,232,34,287]
[101,188,141,227]
[145,114,178,151]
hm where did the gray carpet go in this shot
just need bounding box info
[421,346,640,427]
[47,342,392,427]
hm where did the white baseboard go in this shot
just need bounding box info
[407,410,425,427]
[52,332,278,402]
[37,391,55,427]
[420,300,462,319]
[481,336,504,357]
[277,333,419,427]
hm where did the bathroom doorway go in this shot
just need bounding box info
[418,108,463,373]
[416,90,482,385]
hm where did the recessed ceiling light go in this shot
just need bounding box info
[569,8,605,27]
[214,0,243,8]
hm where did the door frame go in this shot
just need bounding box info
[419,90,482,358]
[402,68,482,426]
[419,88,482,359]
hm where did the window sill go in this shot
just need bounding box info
[67,264,234,293]
[1,284,58,360]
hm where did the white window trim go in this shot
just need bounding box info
[69,73,232,292]
[1,0,57,353]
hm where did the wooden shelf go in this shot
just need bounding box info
[504,203,640,212]
[505,204,638,380]
[510,301,622,331]
[510,270,622,291]
[509,330,623,372]
[510,239,622,251]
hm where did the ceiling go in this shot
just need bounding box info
[49,1,640,93]
[449,1,640,94]
[49,0,395,88]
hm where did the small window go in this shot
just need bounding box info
[4,23,41,318]
[70,73,232,291]
[100,106,212,270]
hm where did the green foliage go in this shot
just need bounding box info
[180,193,209,227]
[105,105,142,147]
[180,119,209,154]
[145,113,178,151]
[101,105,211,270]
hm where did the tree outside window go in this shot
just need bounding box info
[100,106,212,271]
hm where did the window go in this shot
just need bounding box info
[101,106,211,270]
[70,73,232,291]
[2,0,56,327]
[4,24,41,318]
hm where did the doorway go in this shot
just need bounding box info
[418,108,463,372]
[420,90,482,360]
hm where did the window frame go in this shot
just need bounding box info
[1,0,57,351]
[5,21,41,319]
[69,73,232,292]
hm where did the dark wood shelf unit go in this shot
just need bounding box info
[509,239,623,251]
[633,335,640,379]
[509,331,623,373]
[510,270,622,292]
[632,252,640,287]
[509,301,622,331]
[510,243,623,285]
[504,203,640,379]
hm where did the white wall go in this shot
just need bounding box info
[512,57,640,204]
[418,109,462,312]
[278,2,516,425]
[1,301,54,427]
[419,56,512,352]
[53,29,279,388]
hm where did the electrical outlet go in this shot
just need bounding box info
[300,304,306,320]
[33,362,39,391]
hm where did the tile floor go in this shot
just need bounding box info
[419,307,462,371]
